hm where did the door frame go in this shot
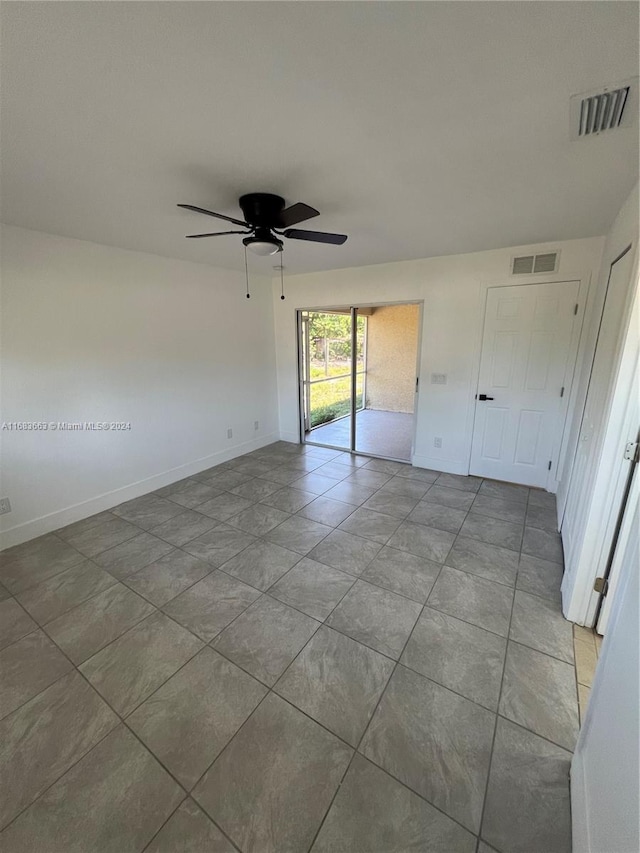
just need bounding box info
[596,447,639,634]
[557,246,635,523]
[296,300,424,462]
[561,255,639,626]
[466,275,590,491]
[295,307,367,454]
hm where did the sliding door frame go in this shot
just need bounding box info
[297,300,423,463]
[350,306,358,453]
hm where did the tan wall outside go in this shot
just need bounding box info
[365,303,419,413]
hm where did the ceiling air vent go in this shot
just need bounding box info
[512,255,535,275]
[533,253,558,273]
[571,78,638,140]
[511,252,559,276]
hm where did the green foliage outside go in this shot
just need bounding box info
[309,364,350,380]
[306,311,366,429]
[307,312,354,342]
[310,374,364,428]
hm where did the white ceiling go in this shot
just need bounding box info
[1,2,638,274]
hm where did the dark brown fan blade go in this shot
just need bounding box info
[186,230,250,238]
[277,203,320,228]
[283,228,347,245]
[177,204,248,227]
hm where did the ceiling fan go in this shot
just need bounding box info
[177,193,347,256]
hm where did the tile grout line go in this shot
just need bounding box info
[3,478,565,718]
[1,605,244,851]
[0,711,119,834]
[183,690,286,846]
[139,795,243,853]
[0,644,78,731]
[572,627,588,725]
[2,468,559,656]
[3,467,536,593]
[474,482,575,849]
[306,572,491,851]
[215,562,584,745]
[6,602,572,808]
[37,590,159,658]
[2,443,574,852]
[304,596,425,853]
[0,447,363,563]
[209,620,321,691]
[188,542,455,847]
[473,511,522,853]
[0,626,197,834]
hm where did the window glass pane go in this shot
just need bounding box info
[305,311,352,446]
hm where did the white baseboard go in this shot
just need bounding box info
[570,752,590,853]
[411,454,467,475]
[0,431,279,550]
[279,430,301,444]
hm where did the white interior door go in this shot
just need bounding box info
[470,281,580,488]
[560,248,635,606]
[558,254,638,630]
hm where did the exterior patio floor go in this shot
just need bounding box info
[307,409,414,460]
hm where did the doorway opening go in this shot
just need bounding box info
[298,303,421,461]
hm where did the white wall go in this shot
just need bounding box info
[570,476,639,853]
[366,303,420,413]
[273,237,604,474]
[0,225,279,548]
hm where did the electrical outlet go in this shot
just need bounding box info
[254,421,259,431]
[0,498,11,515]
[431,373,447,385]
[227,428,233,439]
[433,437,442,449]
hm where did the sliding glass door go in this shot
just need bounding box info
[299,309,357,451]
[298,304,419,461]
[353,303,420,460]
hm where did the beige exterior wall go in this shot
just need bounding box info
[365,303,419,413]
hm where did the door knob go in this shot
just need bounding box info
[477,394,494,401]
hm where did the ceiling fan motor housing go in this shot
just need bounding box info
[178,194,346,247]
[239,193,285,228]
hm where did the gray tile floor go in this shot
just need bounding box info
[307,408,414,460]
[0,441,578,853]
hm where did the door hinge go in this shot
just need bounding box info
[594,576,609,595]
[560,386,565,398]
[623,441,639,463]
[416,377,419,390]
[548,460,552,470]
[574,304,579,315]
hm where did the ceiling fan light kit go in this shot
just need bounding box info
[242,231,283,256]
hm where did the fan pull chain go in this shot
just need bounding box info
[244,245,250,299]
[280,249,285,301]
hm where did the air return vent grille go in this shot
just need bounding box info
[571,78,637,140]
[511,252,559,275]
[512,255,535,275]
[579,87,629,135]
[533,253,558,273]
